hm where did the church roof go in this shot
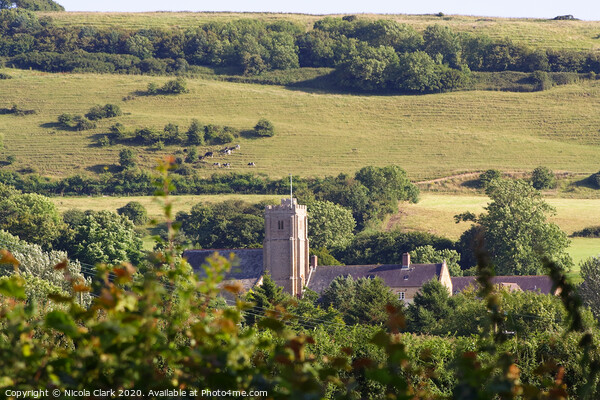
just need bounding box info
[307,263,444,293]
[451,276,556,295]
[183,249,264,291]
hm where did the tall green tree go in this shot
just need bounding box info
[578,256,600,320]
[58,210,142,265]
[406,279,453,334]
[456,179,572,275]
[411,245,462,276]
[307,200,355,250]
[0,192,64,249]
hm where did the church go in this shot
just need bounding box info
[183,197,556,302]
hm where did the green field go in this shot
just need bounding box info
[387,193,600,270]
[39,12,600,52]
[50,194,280,221]
[2,69,600,181]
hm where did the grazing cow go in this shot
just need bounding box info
[198,156,204,161]
[205,151,213,158]
[221,149,232,155]
[248,162,256,167]
[235,144,241,150]
[223,163,231,168]
[213,162,220,167]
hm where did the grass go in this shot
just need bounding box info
[50,194,280,221]
[1,68,600,181]
[39,12,600,52]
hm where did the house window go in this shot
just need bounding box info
[278,220,284,230]
[399,292,405,300]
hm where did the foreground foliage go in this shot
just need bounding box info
[1,158,599,398]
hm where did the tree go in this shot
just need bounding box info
[478,169,501,188]
[322,275,401,325]
[0,192,64,249]
[177,200,267,249]
[457,179,572,275]
[578,256,600,320]
[187,119,204,145]
[160,78,188,94]
[244,272,285,325]
[531,166,556,190]
[13,0,64,10]
[406,279,452,334]
[119,149,136,170]
[254,118,275,137]
[58,210,142,265]
[117,201,148,225]
[0,230,91,306]
[307,201,355,250]
[411,245,462,276]
[392,51,442,93]
[185,147,198,163]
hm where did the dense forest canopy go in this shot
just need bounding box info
[1,9,598,92]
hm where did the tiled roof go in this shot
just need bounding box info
[451,276,556,295]
[307,263,443,293]
[183,249,264,291]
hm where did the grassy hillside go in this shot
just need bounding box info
[1,68,600,180]
[39,12,600,52]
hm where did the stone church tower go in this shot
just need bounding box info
[263,198,309,296]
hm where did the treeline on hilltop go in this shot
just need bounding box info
[1,10,600,92]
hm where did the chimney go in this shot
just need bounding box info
[310,255,318,269]
[402,252,410,269]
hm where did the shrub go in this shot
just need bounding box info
[110,123,129,140]
[572,226,600,238]
[6,155,16,165]
[531,166,556,189]
[164,123,184,143]
[147,82,158,94]
[160,78,188,94]
[479,169,501,188]
[532,70,552,91]
[86,104,122,120]
[117,201,148,225]
[135,127,162,144]
[57,113,73,128]
[85,105,106,120]
[590,171,600,189]
[73,116,96,131]
[97,136,111,147]
[185,148,198,163]
[254,118,275,137]
[187,119,204,145]
[119,149,136,169]
[103,103,122,118]
[0,72,12,79]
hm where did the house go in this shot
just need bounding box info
[183,197,556,303]
[184,197,452,303]
[451,276,558,295]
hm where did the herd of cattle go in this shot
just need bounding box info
[196,144,255,168]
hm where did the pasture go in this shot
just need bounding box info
[51,194,280,221]
[40,12,600,52]
[1,69,600,181]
